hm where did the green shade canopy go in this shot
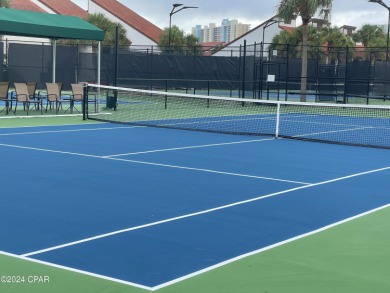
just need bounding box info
[0,8,104,41]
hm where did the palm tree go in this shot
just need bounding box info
[184,34,202,55]
[85,13,131,46]
[319,26,356,64]
[353,24,387,60]
[353,24,385,48]
[0,0,12,80]
[0,0,11,8]
[270,25,322,59]
[59,13,131,46]
[271,30,299,58]
[159,25,202,55]
[277,0,332,101]
[0,0,12,43]
[294,25,323,59]
[367,37,388,61]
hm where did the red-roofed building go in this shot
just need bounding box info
[202,42,225,56]
[11,0,87,18]
[340,25,357,37]
[11,0,46,13]
[89,0,163,46]
[10,0,162,46]
[38,0,88,18]
[279,26,295,34]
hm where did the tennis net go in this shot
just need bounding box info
[85,84,390,149]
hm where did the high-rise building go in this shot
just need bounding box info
[192,19,250,43]
[192,25,203,42]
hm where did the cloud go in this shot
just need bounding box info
[117,0,279,32]
[73,0,389,33]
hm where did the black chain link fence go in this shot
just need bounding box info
[1,40,390,104]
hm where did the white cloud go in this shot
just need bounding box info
[72,0,389,33]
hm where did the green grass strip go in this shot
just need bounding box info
[0,207,389,293]
[0,116,98,128]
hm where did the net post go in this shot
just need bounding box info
[82,84,88,120]
[114,89,118,111]
[275,102,280,139]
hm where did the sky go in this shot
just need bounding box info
[72,0,390,33]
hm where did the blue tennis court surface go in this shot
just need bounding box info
[0,123,389,289]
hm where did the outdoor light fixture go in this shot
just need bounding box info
[168,3,198,50]
[369,0,390,61]
[262,18,280,45]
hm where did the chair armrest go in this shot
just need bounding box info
[45,93,59,101]
[15,93,28,102]
[60,94,72,101]
[72,93,83,100]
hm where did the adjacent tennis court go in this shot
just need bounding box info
[1,101,390,293]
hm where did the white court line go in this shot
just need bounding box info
[0,125,143,136]
[103,138,274,157]
[0,143,100,158]
[22,164,390,258]
[293,126,375,139]
[107,156,310,185]
[0,114,83,120]
[152,203,390,291]
[0,141,307,185]
[4,204,390,291]
[0,250,152,291]
[0,122,104,129]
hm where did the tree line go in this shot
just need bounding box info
[0,0,196,52]
[3,0,389,102]
[271,24,389,61]
[275,0,389,101]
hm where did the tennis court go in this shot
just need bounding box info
[1,105,390,292]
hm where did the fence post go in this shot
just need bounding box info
[252,42,257,99]
[367,51,373,100]
[343,46,349,104]
[259,41,264,99]
[285,44,290,101]
[266,45,271,100]
[241,40,247,99]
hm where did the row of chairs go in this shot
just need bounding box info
[0,82,97,115]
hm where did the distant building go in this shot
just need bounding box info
[202,23,216,43]
[211,17,295,57]
[38,0,89,18]
[7,0,163,46]
[340,25,357,37]
[309,18,331,29]
[192,19,250,44]
[87,0,163,46]
[192,25,203,43]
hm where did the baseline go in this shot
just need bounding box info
[21,164,390,258]
[4,204,388,291]
[0,125,143,136]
